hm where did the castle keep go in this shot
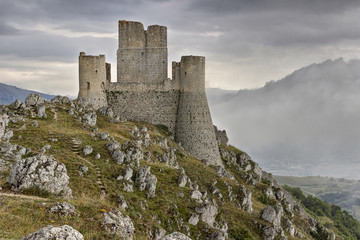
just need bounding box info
[78,21,221,166]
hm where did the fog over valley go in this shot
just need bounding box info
[207,58,360,179]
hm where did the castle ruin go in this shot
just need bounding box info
[78,20,221,166]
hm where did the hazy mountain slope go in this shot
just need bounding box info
[207,58,360,179]
[274,175,360,222]
[0,82,55,105]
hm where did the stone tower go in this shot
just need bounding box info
[117,21,167,85]
[78,21,222,166]
[78,52,111,108]
[174,56,222,166]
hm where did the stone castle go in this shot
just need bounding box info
[78,20,221,166]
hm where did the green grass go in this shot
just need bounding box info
[0,103,345,239]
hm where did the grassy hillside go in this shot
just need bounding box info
[274,175,360,221]
[0,97,359,239]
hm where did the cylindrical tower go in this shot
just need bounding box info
[78,52,109,109]
[175,56,222,166]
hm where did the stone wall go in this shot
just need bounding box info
[174,56,222,166]
[78,52,110,108]
[117,21,167,85]
[107,83,179,133]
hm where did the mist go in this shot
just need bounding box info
[207,58,360,179]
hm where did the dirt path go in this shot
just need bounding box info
[71,138,107,198]
[0,192,48,201]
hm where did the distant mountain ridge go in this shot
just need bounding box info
[0,82,55,105]
[207,58,360,179]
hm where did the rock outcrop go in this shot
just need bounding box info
[135,166,157,198]
[47,202,77,216]
[161,232,192,240]
[103,209,135,239]
[7,154,72,198]
[25,93,46,107]
[22,225,83,240]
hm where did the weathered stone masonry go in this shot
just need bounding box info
[78,20,221,166]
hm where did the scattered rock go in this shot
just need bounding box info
[22,225,83,240]
[161,232,192,240]
[238,185,253,213]
[83,145,93,156]
[103,209,135,239]
[50,96,71,105]
[123,182,134,193]
[47,202,77,216]
[135,166,157,198]
[178,174,187,188]
[196,199,218,227]
[0,114,9,139]
[37,104,47,118]
[118,194,128,210]
[10,99,22,109]
[123,167,133,181]
[80,165,88,173]
[188,213,199,226]
[261,203,283,230]
[284,219,295,237]
[7,154,72,198]
[82,111,97,126]
[30,120,39,127]
[263,226,277,240]
[112,149,125,164]
[190,190,203,200]
[95,153,101,159]
[106,141,120,152]
[25,93,46,107]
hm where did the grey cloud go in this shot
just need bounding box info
[188,0,360,15]
[0,23,21,36]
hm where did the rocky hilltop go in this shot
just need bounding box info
[0,94,358,239]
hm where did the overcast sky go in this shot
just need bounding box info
[1,0,360,96]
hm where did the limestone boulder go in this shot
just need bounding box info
[112,149,125,164]
[82,111,97,126]
[135,166,157,198]
[261,203,283,230]
[37,104,47,118]
[10,99,22,109]
[50,96,71,105]
[25,93,46,107]
[263,226,277,240]
[83,145,93,155]
[21,225,83,240]
[118,194,128,210]
[161,232,192,240]
[103,209,135,239]
[0,114,9,139]
[47,202,77,217]
[195,199,218,227]
[238,185,253,213]
[7,154,72,198]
